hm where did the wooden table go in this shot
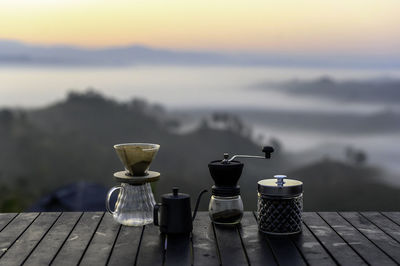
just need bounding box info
[1,212,400,265]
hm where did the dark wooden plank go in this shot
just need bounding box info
[290,221,336,266]
[0,213,39,259]
[363,212,400,243]
[0,212,60,266]
[340,212,400,264]
[165,234,192,266]
[23,212,82,265]
[213,223,248,265]
[0,213,17,232]
[239,212,277,266]
[134,224,165,266]
[80,213,121,266]
[252,212,305,266]
[320,212,395,265]
[382,212,400,227]
[267,235,307,266]
[192,212,220,265]
[51,212,103,265]
[107,224,144,265]
[303,212,366,266]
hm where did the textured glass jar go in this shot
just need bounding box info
[257,175,303,235]
[209,194,244,225]
[106,182,155,226]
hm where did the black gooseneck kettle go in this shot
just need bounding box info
[154,187,208,234]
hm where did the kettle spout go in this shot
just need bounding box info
[192,189,208,221]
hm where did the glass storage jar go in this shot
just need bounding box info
[209,186,243,225]
[257,175,303,235]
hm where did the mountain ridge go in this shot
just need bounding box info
[1,39,400,68]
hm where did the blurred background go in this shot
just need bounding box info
[1,0,399,212]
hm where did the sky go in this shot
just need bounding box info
[1,0,400,55]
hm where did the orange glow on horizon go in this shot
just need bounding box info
[1,0,399,54]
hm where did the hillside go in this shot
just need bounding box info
[0,91,267,210]
[0,90,399,211]
[289,159,400,211]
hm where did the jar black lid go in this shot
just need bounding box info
[258,175,303,197]
[212,185,240,197]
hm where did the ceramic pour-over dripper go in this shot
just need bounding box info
[114,143,160,176]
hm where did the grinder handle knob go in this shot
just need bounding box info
[262,146,274,158]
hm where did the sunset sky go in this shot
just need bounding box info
[1,0,400,55]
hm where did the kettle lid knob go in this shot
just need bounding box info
[172,187,179,196]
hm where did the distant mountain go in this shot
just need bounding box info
[255,76,400,104]
[1,39,400,68]
[289,159,400,211]
[0,39,230,66]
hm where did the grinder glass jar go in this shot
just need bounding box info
[257,175,303,235]
[209,186,243,224]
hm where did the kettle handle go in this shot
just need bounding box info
[106,186,122,215]
[192,189,208,221]
[153,203,162,226]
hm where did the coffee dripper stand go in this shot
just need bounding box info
[208,146,274,225]
[106,170,160,226]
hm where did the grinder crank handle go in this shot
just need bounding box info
[227,146,274,162]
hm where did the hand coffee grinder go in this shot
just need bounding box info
[208,146,274,224]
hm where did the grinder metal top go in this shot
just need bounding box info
[208,146,274,188]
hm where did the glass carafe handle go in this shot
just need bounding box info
[106,186,122,215]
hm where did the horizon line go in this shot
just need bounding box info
[2,38,400,58]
